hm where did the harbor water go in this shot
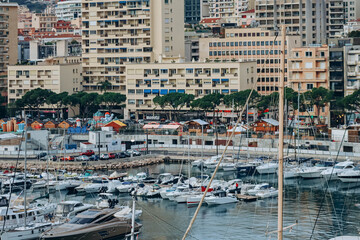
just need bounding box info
[31,163,360,240]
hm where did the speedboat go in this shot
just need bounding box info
[96,193,119,208]
[338,166,360,183]
[192,159,204,168]
[157,173,174,185]
[41,208,142,240]
[116,181,137,193]
[247,183,271,196]
[256,162,278,174]
[236,162,257,176]
[55,180,82,191]
[222,163,237,171]
[55,201,94,220]
[329,237,360,240]
[204,191,238,206]
[255,188,278,199]
[84,179,109,193]
[1,222,54,240]
[321,161,355,180]
[281,166,300,179]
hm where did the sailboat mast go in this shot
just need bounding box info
[24,116,28,227]
[277,25,286,240]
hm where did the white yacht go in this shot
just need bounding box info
[116,181,137,193]
[204,192,238,206]
[299,163,332,179]
[157,173,174,185]
[338,166,360,183]
[256,162,278,174]
[321,161,355,180]
[247,183,271,196]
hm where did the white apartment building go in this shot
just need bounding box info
[81,0,184,93]
[7,57,82,104]
[209,0,253,25]
[344,46,360,96]
[55,0,82,21]
[256,0,344,46]
[124,61,256,119]
[344,0,360,23]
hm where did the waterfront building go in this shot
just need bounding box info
[0,2,18,101]
[288,45,330,124]
[344,45,360,96]
[199,28,302,95]
[7,57,82,105]
[81,0,184,93]
[32,13,57,32]
[185,0,210,24]
[124,61,256,119]
[255,0,344,46]
[55,0,82,21]
[17,5,32,30]
[185,31,212,62]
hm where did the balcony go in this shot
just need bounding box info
[347,60,357,65]
[348,72,357,77]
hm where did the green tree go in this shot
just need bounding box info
[305,87,333,123]
[343,89,360,113]
[15,88,53,118]
[223,89,260,117]
[152,93,194,121]
[191,93,224,124]
[63,92,101,119]
[97,80,112,93]
[46,92,69,120]
[98,92,126,113]
[349,31,360,38]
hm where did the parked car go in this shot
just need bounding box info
[100,153,109,160]
[40,155,57,162]
[76,155,90,161]
[125,150,141,156]
[81,150,95,156]
[108,153,116,159]
[89,155,99,161]
[60,156,75,161]
[123,151,131,157]
[116,152,127,158]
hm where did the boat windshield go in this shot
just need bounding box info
[68,217,94,224]
[56,204,74,214]
[334,165,344,169]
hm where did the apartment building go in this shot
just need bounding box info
[256,0,344,46]
[344,0,360,23]
[185,31,212,62]
[184,0,210,24]
[124,61,256,119]
[82,0,184,93]
[55,0,82,21]
[344,45,360,96]
[7,57,82,104]
[199,28,302,95]
[209,0,253,25]
[0,2,18,100]
[288,46,330,122]
[32,13,57,32]
[18,6,32,29]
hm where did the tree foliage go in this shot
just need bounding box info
[98,92,126,113]
[343,89,360,113]
[223,89,260,113]
[304,87,333,120]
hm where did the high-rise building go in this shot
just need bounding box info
[55,0,82,21]
[32,13,57,32]
[185,0,210,24]
[199,28,302,95]
[255,0,344,46]
[81,0,184,93]
[0,2,18,101]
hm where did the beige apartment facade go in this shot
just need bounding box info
[288,46,330,123]
[199,28,302,95]
[0,3,18,100]
[32,13,57,32]
[81,0,184,93]
[124,61,256,119]
[7,57,82,104]
[344,46,360,96]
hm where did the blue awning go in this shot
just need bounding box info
[160,79,168,81]
[221,79,229,82]
[119,1,126,3]
[231,89,238,92]
[152,89,159,94]
[222,89,229,93]
[144,79,151,81]
[186,68,193,71]
[212,79,220,82]
[144,89,151,94]
[143,28,150,31]
[178,89,185,93]
[169,89,176,93]
[348,79,357,81]
[160,89,168,95]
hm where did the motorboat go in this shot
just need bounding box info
[329,237,360,240]
[3,175,32,192]
[236,162,257,176]
[192,159,204,168]
[55,180,82,191]
[204,191,238,206]
[255,188,278,199]
[157,173,174,185]
[222,163,237,171]
[321,161,355,180]
[116,181,137,193]
[106,180,122,193]
[41,208,142,240]
[299,163,333,179]
[247,183,271,196]
[55,201,94,220]
[96,193,118,209]
[159,186,177,199]
[1,222,54,240]
[338,166,360,183]
[256,162,278,174]
[84,179,109,193]
[281,166,300,179]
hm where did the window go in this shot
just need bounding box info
[305,51,312,57]
[307,83,313,90]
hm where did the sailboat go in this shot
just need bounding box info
[1,117,56,240]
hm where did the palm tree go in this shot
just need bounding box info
[97,80,112,93]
